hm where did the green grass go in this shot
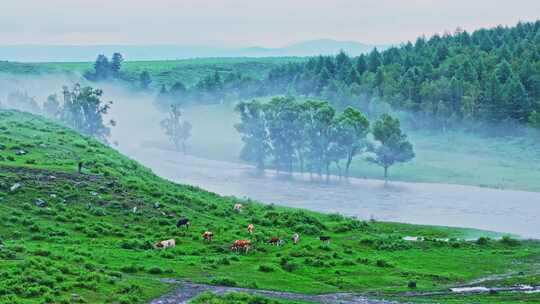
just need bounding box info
[0,109,539,304]
[191,292,312,304]
[181,103,540,192]
[0,57,307,88]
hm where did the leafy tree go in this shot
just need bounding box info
[43,94,60,119]
[110,52,124,76]
[160,105,192,153]
[333,107,370,178]
[139,71,152,90]
[235,100,270,171]
[368,114,415,181]
[60,84,113,142]
[265,97,303,174]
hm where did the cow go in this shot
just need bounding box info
[202,231,214,242]
[231,240,251,253]
[268,237,284,246]
[320,236,331,244]
[292,233,300,245]
[176,218,190,229]
[247,223,254,234]
[233,203,243,213]
[154,239,176,249]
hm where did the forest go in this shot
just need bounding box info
[154,21,540,132]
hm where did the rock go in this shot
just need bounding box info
[10,183,21,192]
[15,149,27,155]
[132,206,138,213]
[154,202,161,209]
[35,198,47,208]
[50,194,57,198]
[90,191,98,196]
[48,175,56,180]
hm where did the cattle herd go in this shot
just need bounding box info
[153,204,326,253]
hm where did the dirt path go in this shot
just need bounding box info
[150,280,398,304]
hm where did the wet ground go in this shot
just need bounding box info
[123,147,540,239]
[150,280,397,304]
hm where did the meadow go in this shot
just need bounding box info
[0,57,307,88]
[0,110,539,304]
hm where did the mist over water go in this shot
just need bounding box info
[2,75,540,239]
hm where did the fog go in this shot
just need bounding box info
[2,74,540,239]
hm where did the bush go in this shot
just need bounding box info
[476,237,489,245]
[147,266,163,274]
[500,236,520,247]
[258,265,275,272]
[376,259,392,268]
[210,277,237,287]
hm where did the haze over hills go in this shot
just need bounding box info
[0,39,386,62]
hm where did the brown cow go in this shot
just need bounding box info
[268,237,284,246]
[231,240,251,253]
[154,239,176,249]
[202,231,214,242]
[247,224,254,234]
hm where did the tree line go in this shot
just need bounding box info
[235,97,414,181]
[156,21,540,133]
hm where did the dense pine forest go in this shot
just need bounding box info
[156,21,540,131]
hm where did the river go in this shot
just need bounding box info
[121,146,540,239]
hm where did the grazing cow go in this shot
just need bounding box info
[292,233,300,245]
[233,203,243,213]
[154,239,176,249]
[176,218,190,229]
[247,224,254,234]
[231,240,251,253]
[320,236,331,244]
[202,231,214,242]
[268,237,284,246]
[78,161,83,174]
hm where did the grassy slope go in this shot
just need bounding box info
[0,110,539,304]
[0,57,307,88]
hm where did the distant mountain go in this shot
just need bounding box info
[0,40,386,62]
[246,39,387,57]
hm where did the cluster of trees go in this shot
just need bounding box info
[160,105,192,153]
[235,97,414,181]
[85,52,153,90]
[163,21,540,132]
[264,21,540,130]
[155,71,261,107]
[84,53,124,81]
[1,84,114,142]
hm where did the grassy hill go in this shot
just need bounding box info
[0,57,307,89]
[0,109,539,304]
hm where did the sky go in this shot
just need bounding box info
[1,0,540,47]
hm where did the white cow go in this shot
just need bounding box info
[154,239,176,249]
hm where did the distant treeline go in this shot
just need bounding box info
[235,97,414,180]
[154,21,540,131]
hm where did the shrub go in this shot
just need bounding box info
[376,259,392,268]
[258,265,275,272]
[147,267,163,274]
[500,236,520,247]
[210,277,237,287]
[476,237,489,245]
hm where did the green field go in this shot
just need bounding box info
[0,109,539,304]
[0,57,307,88]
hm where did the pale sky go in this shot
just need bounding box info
[1,0,540,47]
